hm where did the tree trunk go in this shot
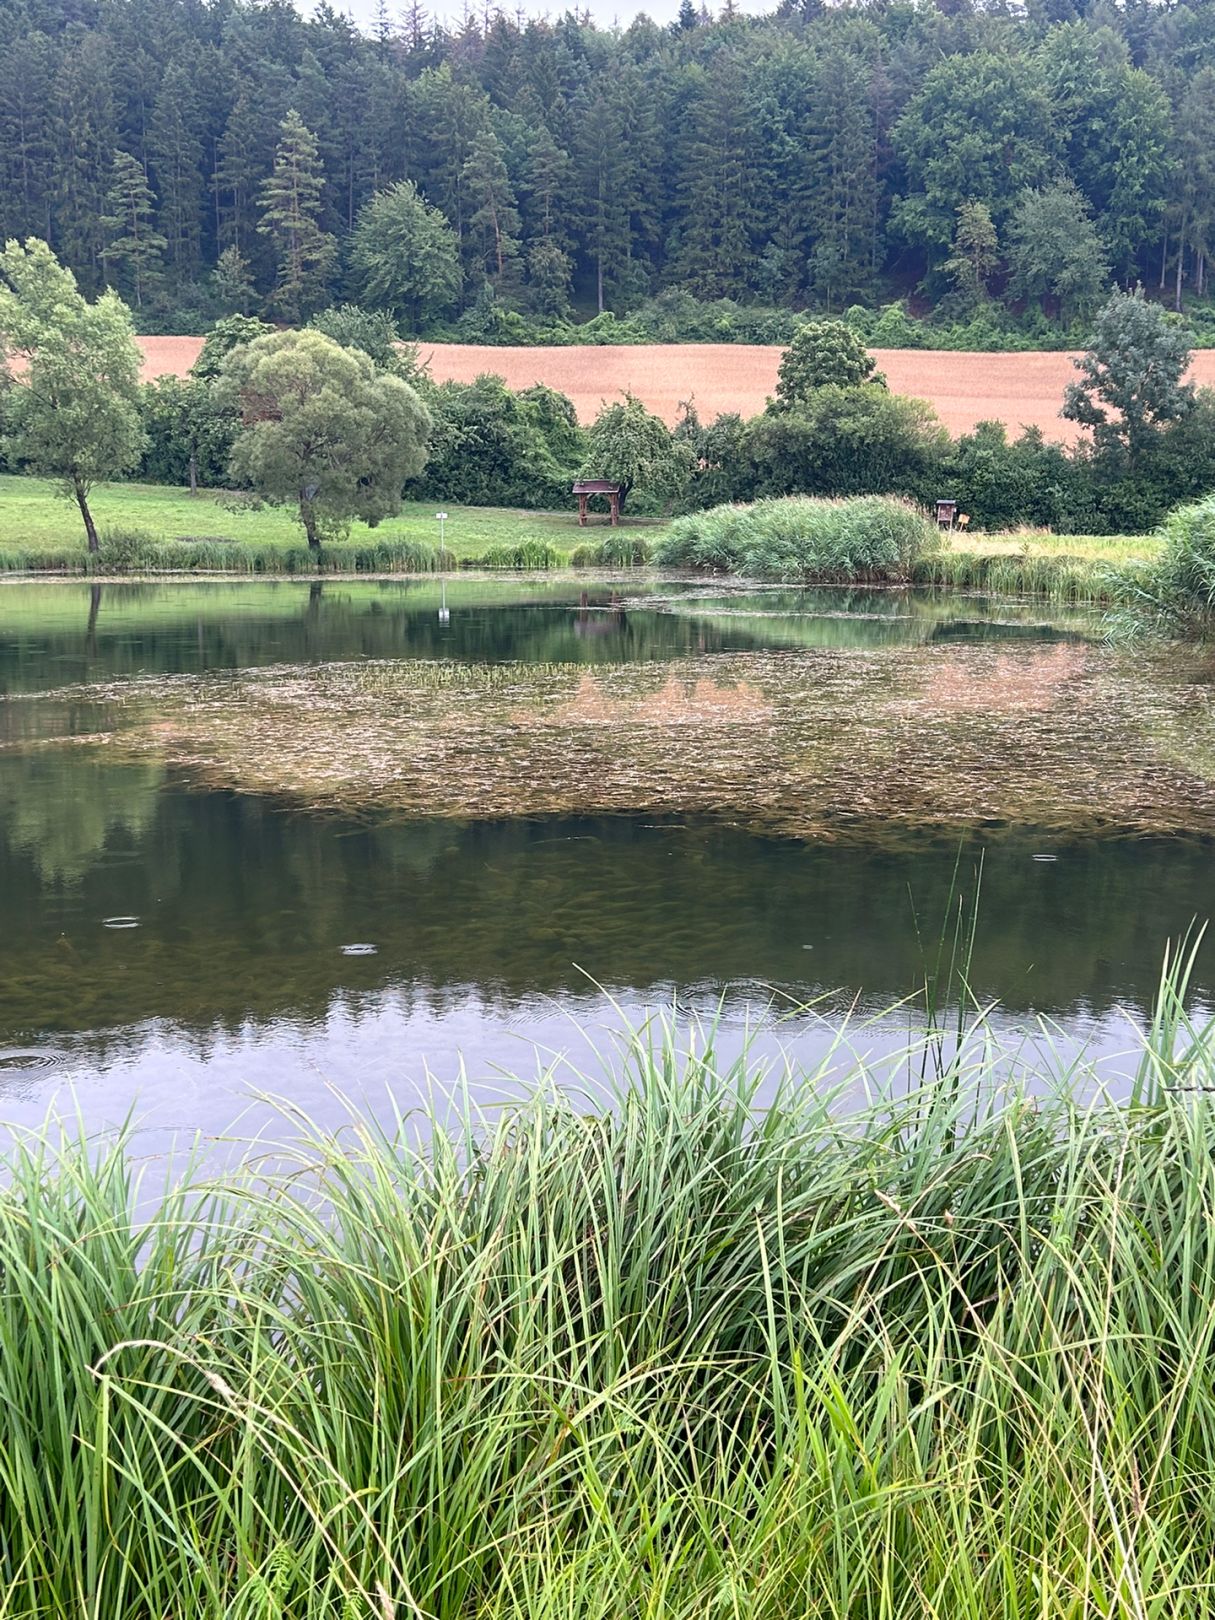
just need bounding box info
[1176,229,1186,312]
[188,451,198,497]
[86,584,102,653]
[299,495,321,550]
[1160,229,1169,291]
[73,475,99,554]
[597,251,604,315]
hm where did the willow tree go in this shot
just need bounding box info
[0,237,145,551]
[217,328,431,548]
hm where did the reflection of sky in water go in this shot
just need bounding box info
[0,986,1191,1154]
[0,579,1211,1148]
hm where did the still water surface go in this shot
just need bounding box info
[0,577,1210,1143]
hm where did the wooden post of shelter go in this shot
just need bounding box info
[573,479,622,527]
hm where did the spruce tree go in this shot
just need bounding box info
[257,109,337,321]
[803,46,879,308]
[147,63,203,274]
[211,245,256,314]
[673,54,762,298]
[100,150,166,310]
[50,31,117,291]
[944,201,1000,308]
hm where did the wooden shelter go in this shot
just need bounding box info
[573,479,622,527]
[935,498,958,529]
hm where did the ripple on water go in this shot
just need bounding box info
[0,1050,62,1072]
[103,916,141,929]
[341,943,378,956]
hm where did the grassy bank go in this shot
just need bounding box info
[0,475,660,572]
[2,975,1215,1618]
[0,475,1163,595]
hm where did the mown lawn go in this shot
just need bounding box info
[0,475,666,561]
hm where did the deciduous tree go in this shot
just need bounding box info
[580,393,693,511]
[217,328,431,548]
[1063,286,1194,464]
[775,320,880,406]
[0,238,145,551]
[1006,181,1108,324]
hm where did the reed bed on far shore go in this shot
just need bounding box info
[3,949,1215,1619]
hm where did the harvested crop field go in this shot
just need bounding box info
[136,336,1215,444]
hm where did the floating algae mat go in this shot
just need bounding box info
[77,640,1215,840]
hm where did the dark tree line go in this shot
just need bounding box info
[1,0,1212,333]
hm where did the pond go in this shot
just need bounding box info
[1,574,1213,1145]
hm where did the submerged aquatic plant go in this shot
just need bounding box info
[3,967,1215,1617]
[86,639,1215,839]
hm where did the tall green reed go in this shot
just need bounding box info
[3,967,1215,1617]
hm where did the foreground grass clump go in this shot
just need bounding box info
[657,495,939,581]
[5,980,1215,1618]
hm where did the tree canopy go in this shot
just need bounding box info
[1063,288,1195,464]
[580,393,693,511]
[0,238,145,550]
[217,328,431,546]
[0,0,1210,331]
[775,322,880,406]
[349,182,462,330]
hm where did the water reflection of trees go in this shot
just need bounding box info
[0,582,1088,696]
[0,790,1211,1039]
[0,754,164,884]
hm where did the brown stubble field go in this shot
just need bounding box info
[136,336,1215,444]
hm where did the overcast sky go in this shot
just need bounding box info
[329,0,774,39]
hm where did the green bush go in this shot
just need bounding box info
[657,495,938,582]
[93,526,159,573]
[409,375,585,509]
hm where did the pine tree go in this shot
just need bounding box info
[101,150,166,309]
[50,30,118,291]
[214,71,292,274]
[0,33,54,244]
[575,83,628,314]
[802,47,879,309]
[523,123,573,249]
[412,65,489,248]
[462,126,522,290]
[258,109,337,321]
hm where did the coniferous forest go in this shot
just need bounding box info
[1,0,1211,339]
